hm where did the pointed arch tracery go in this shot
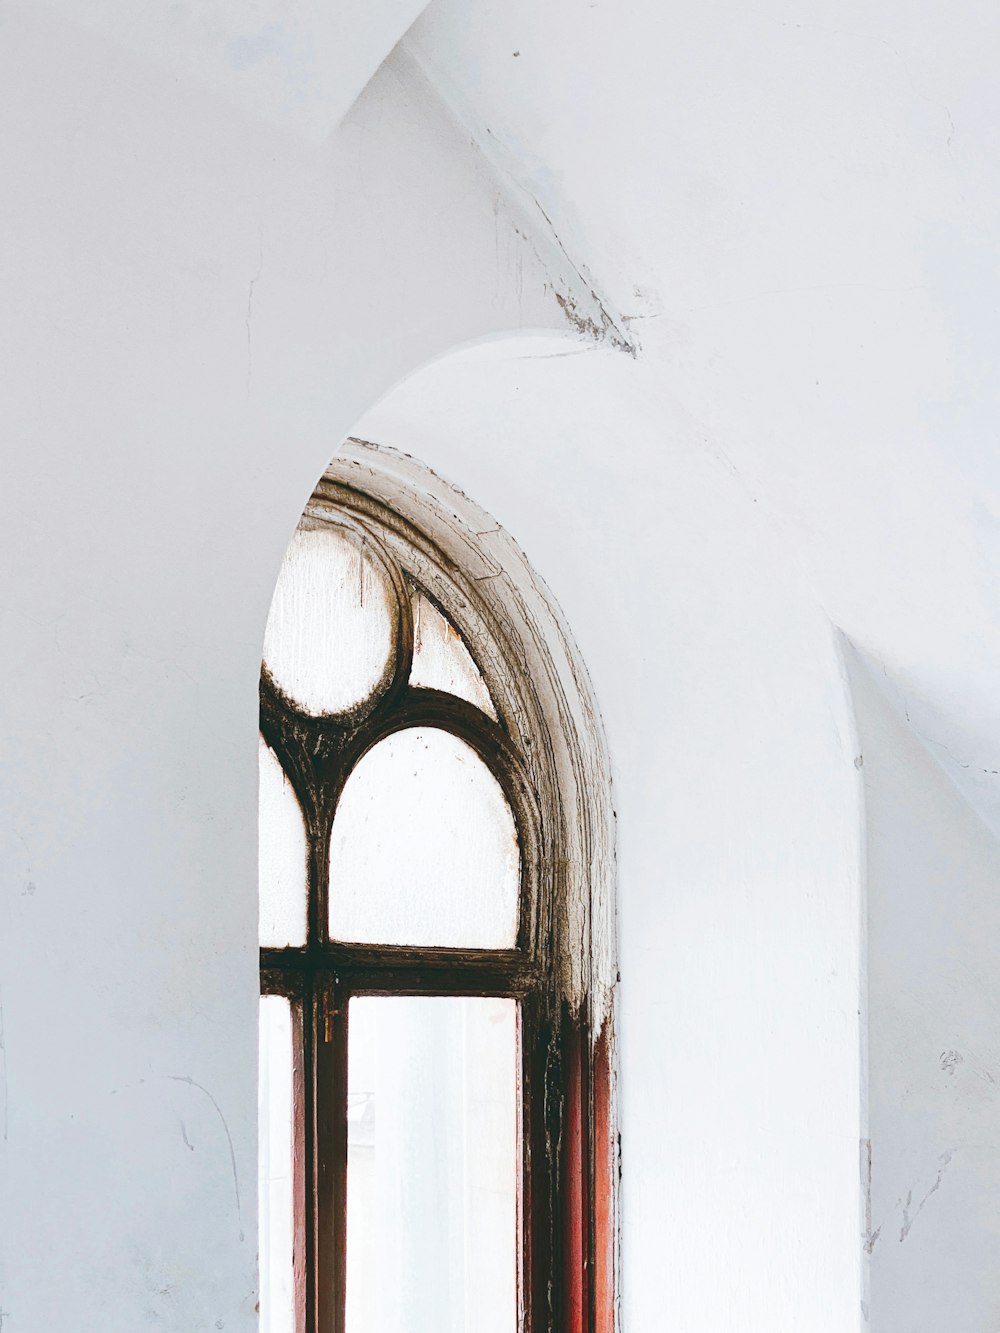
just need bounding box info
[258,441,617,1333]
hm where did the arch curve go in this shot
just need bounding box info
[319,437,618,1028]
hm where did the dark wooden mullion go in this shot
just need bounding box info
[317,966,534,999]
[565,1010,590,1333]
[303,979,319,1333]
[261,673,541,964]
[373,685,515,752]
[519,992,540,1333]
[521,990,572,1333]
[261,945,538,992]
[267,957,550,1333]
[308,817,332,957]
[291,998,308,1333]
[259,967,306,999]
[314,978,349,1333]
[261,944,535,971]
[259,680,344,850]
[544,1002,565,1333]
[261,677,511,782]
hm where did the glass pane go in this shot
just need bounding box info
[345,996,519,1333]
[259,737,307,947]
[410,591,496,719]
[329,728,519,948]
[263,522,398,718]
[259,995,296,1333]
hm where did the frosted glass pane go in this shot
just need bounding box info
[259,737,307,948]
[263,523,398,717]
[410,592,496,719]
[345,996,519,1333]
[259,995,296,1333]
[329,728,519,948]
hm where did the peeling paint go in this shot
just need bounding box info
[940,1049,963,1075]
[402,41,637,360]
[898,1151,955,1244]
[554,291,609,343]
[862,1138,881,1253]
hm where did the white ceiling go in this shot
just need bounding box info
[38,0,428,141]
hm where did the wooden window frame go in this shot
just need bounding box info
[260,450,617,1333]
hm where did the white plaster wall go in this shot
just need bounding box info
[38,0,430,143]
[0,5,864,1332]
[356,342,864,1333]
[0,9,569,1328]
[849,650,1000,1331]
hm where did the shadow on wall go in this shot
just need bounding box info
[846,642,1000,1333]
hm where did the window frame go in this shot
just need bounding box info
[260,444,617,1333]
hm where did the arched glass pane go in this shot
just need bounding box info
[345,995,518,1333]
[259,737,307,947]
[329,728,519,948]
[410,591,496,719]
[263,522,398,718]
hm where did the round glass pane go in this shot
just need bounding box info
[263,522,399,718]
[329,727,520,949]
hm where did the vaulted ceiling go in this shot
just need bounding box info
[59,0,1000,834]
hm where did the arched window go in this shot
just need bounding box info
[258,441,617,1333]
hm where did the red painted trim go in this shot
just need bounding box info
[592,1022,615,1333]
[563,1017,588,1333]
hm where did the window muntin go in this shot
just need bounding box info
[258,456,614,1333]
